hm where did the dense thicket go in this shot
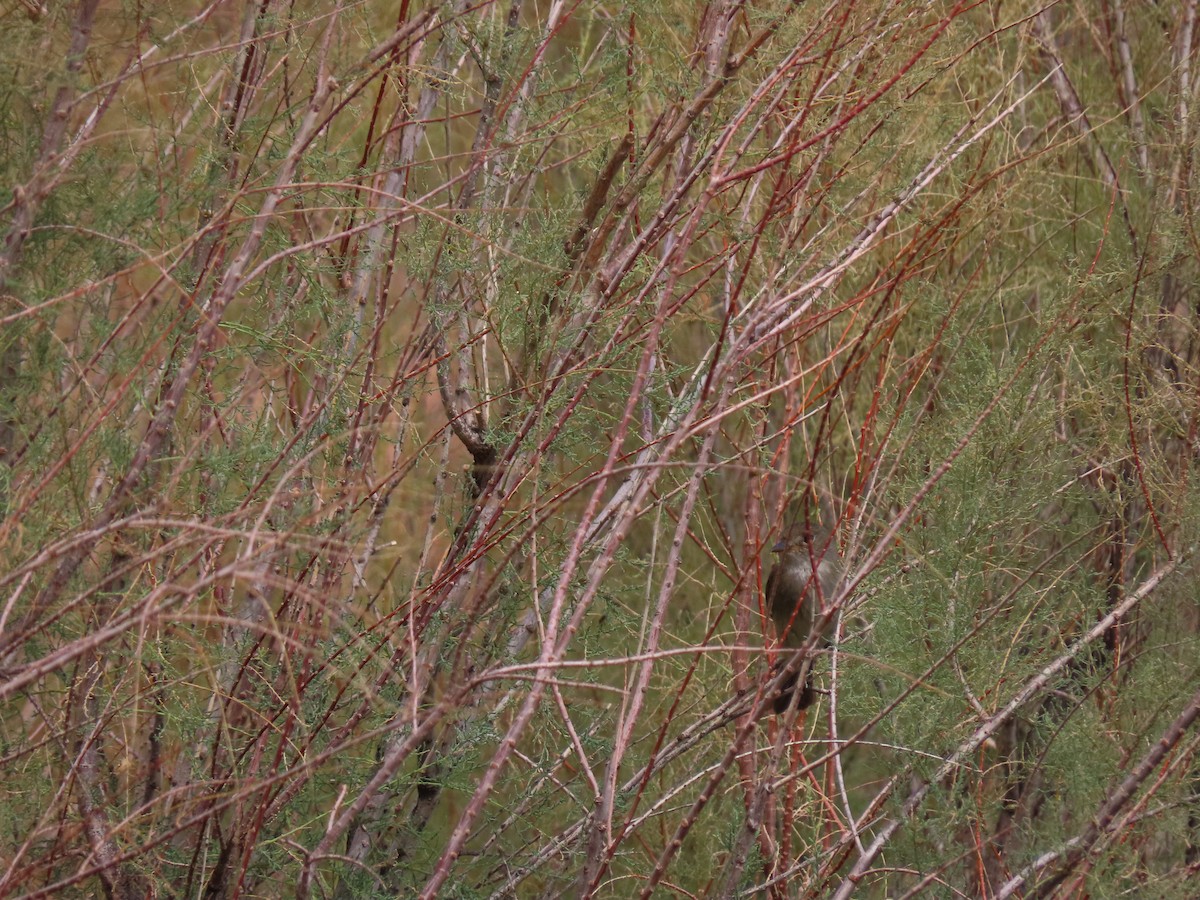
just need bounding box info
[2,2,1199,897]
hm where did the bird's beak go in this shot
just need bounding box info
[771,538,787,553]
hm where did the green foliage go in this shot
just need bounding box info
[5,2,1200,897]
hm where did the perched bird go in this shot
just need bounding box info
[765,532,840,714]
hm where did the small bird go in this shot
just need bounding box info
[765,532,840,714]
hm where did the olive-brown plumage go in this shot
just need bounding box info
[766,538,839,714]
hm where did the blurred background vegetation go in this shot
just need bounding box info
[2,1,1200,897]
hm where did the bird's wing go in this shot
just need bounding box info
[764,562,782,626]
